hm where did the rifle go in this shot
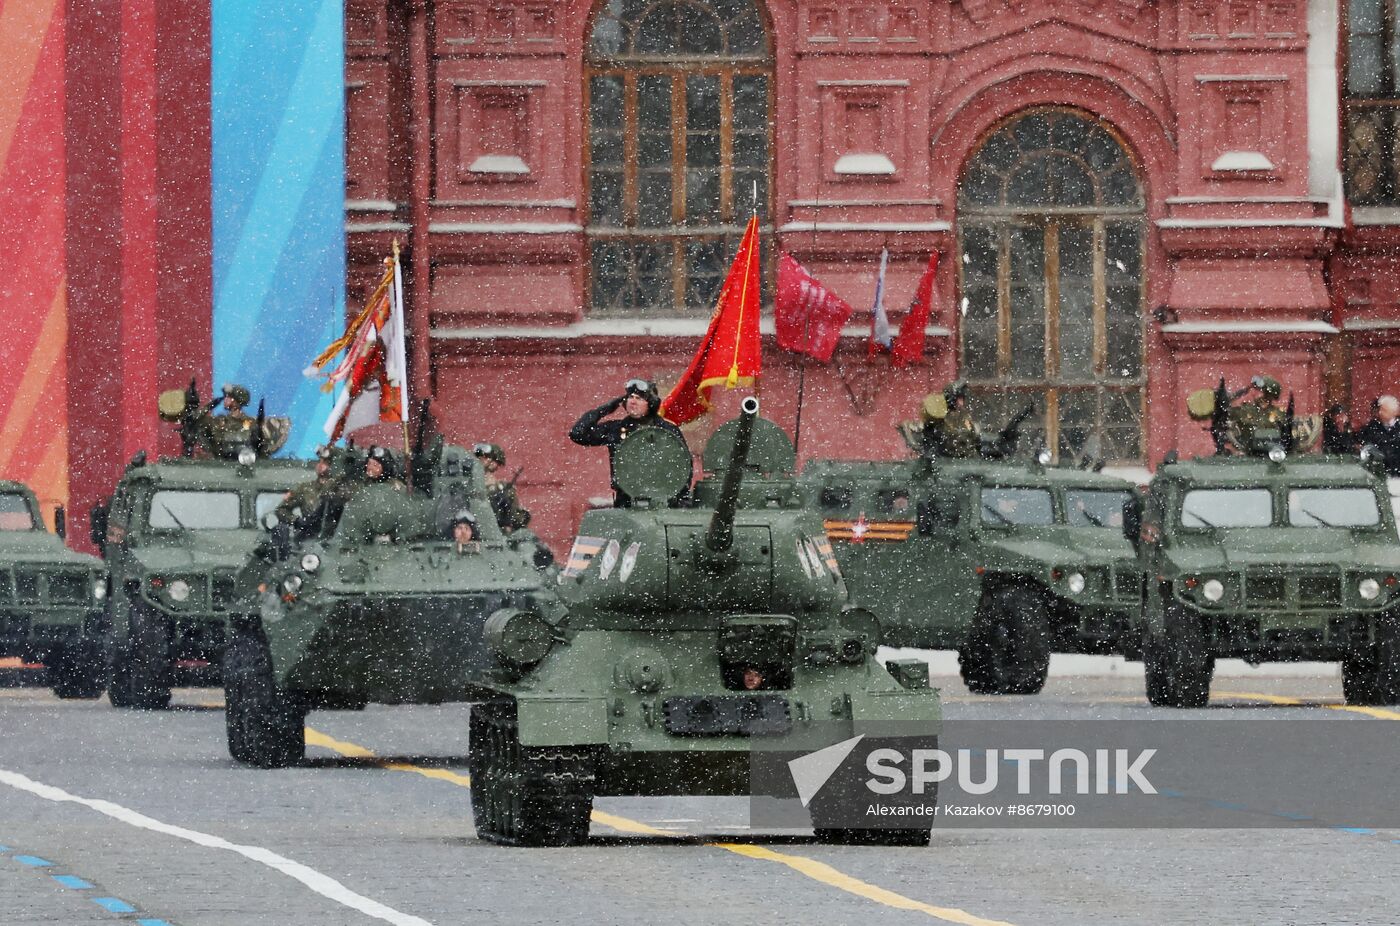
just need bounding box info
[251,398,267,458]
[179,379,202,458]
[991,402,1036,458]
[1209,377,1232,456]
[1281,392,1296,454]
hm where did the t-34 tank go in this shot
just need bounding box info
[467,398,943,847]
[224,442,555,768]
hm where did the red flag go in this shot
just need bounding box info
[661,215,763,425]
[891,251,939,367]
[775,254,855,362]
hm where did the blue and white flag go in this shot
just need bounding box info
[868,247,893,355]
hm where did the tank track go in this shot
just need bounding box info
[469,699,596,847]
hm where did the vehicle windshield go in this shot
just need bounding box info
[147,490,242,530]
[255,492,289,521]
[1064,490,1130,528]
[980,487,1054,527]
[1180,488,1272,528]
[1286,487,1381,528]
[0,493,36,531]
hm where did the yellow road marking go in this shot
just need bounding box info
[303,725,1017,926]
[1216,691,1400,721]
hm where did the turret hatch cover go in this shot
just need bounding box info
[613,426,693,503]
[703,416,796,477]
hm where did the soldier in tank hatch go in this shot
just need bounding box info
[472,442,531,534]
[449,509,480,555]
[569,378,690,507]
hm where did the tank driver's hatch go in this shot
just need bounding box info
[702,415,796,477]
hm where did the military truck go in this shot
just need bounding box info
[467,399,943,847]
[222,442,556,769]
[800,456,1141,696]
[90,387,309,709]
[0,482,107,698]
[1131,451,1400,707]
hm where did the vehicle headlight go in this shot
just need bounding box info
[1359,578,1381,601]
[92,578,107,601]
[237,447,257,466]
[484,608,554,670]
[1067,572,1086,594]
[168,579,191,602]
[281,575,303,595]
[300,553,321,573]
[1267,446,1287,464]
[1036,448,1053,466]
[1202,579,1225,602]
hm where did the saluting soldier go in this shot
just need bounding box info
[919,382,982,459]
[1230,376,1287,450]
[472,442,531,534]
[569,378,689,507]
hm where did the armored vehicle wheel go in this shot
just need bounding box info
[223,629,305,768]
[1342,653,1382,705]
[468,700,595,847]
[1144,604,1212,708]
[959,586,1050,695]
[108,602,172,710]
[51,641,105,699]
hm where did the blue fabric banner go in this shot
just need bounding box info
[211,0,344,457]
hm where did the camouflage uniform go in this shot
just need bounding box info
[919,385,982,458]
[474,443,531,533]
[1229,377,1287,453]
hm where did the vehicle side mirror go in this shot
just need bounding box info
[53,505,66,540]
[1122,497,1142,544]
[89,502,109,548]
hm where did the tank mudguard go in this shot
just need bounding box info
[515,695,611,747]
[848,688,943,730]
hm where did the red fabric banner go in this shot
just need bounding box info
[775,253,855,362]
[661,215,763,425]
[891,251,940,367]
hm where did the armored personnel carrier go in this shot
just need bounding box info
[1132,451,1400,707]
[222,442,556,768]
[800,449,1140,696]
[0,482,107,698]
[467,399,943,847]
[89,386,309,709]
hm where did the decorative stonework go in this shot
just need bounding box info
[956,0,1149,28]
[800,1,927,47]
[436,1,562,54]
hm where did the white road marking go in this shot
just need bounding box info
[0,767,434,926]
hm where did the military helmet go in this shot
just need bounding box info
[942,380,969,403]
[364,445,397,479]
[624,378,662,415]
[451,508,477,526]
[472,442,506,466]
[222,383,251,407]
[920,393,950,422]
[1251,375,1282,400]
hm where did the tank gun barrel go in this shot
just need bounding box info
[706,397,760,553]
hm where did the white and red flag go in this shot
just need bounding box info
[866,248,893,356]
[306,245,410,442]
[775,253,855,362]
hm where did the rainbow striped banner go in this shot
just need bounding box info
[0,0,68,521]
[211,0,344,457]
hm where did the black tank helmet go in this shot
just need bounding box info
[624,378,662,416]
[364,445,397,481]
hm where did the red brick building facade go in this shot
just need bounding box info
[341,0,1398,549]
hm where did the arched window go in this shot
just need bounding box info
[586,0,772,315]
[1346,0,1400,205]
[957,109,1147,463]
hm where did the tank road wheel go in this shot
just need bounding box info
[959,585,1051,696]
[51,640,105,700]
[108,601,172,710]
[1144,604,1213,708]
[469,700,595,847]
[223,627,305,768]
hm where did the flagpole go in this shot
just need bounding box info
[792,188,816,458]
[391,241,413,488]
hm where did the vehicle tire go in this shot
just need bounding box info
[107,601,171,710]
[1341,652,1381,706]
[469,700,594,847]
[1144,603,1212,708]
[223,628,305,768]
[960,585,1051,696]
[51,640,105,699]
